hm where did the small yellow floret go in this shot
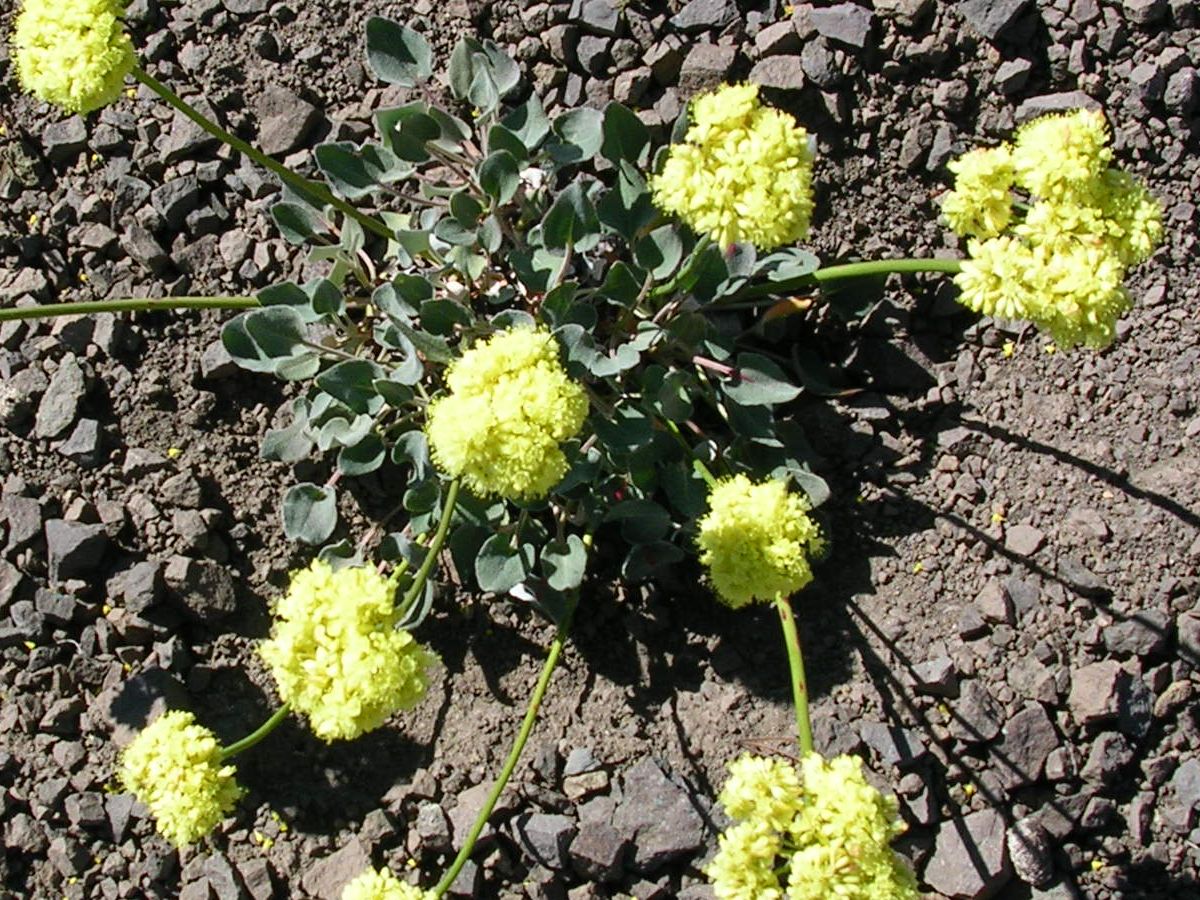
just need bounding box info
[426,327,587,502]
[259,561,437,742]
[1011,109,1111,199]
[11,0,136,114]
[697,475,823,608]
[341,867,432,900]
[941,145,1016,238]
[118,710,242,846]
[651,83,815,249]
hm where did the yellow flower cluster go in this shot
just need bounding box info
[259,560,437,742]
[119,710,242,846]
[706,753,917,900]
[696,475,824,608]
[11,0,136,114]
[651,83,815,249]
[426,327,588,501]
[342,868,431,900]
[942,109,1162,349]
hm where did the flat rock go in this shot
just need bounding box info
[151,176,203,231]
[611,758,706,873]
[958,0,1031,41]
[912,656,959,697]
[164,556,237,622]
[256,87,322,156]
[55,418,103,468]
[1080,731,1134,783]
[514,813,576,871]
[949,680,1004,744]
[570,0,621,35]
[749,56,806,93]
[1007,817,1054,887]
[810,3,874,47]
[569,820,629,882]
[992,703,1059,788]
[35,354,87,439]
[45,519,108,582]
[100,668,190,747]
[1067,660,1123,725]
[860,721,930,768]
[924,807,1012,899]
[42,117,87,163]
[1004,523,1045,557]
[678,43,737,95]
[1103,609,1169,657]
[669,0,737,33]
[976,579,1014,625]
[301,838,371,898]
[1015,91,1100,123]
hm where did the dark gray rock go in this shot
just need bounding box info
[1015,91,1100,123]
[300,838,371,898]
[2,493,43,552]
[754,20,803,56]
[42,117,88,163]
[1004,523,1045,556]
[35,354,87,439]
[748,56,806,93]
[256,87,322,156]
[1104,609,1169,657]
[121,225,170,275]
[65,791,107,830]
[678,43,738,94]
[47,835,90,877]
[976,579,1014,625]
[105,792,135,843]
[204,853,245,900]
[874,0,933,26]
[55,418,103,468]
[222,0,269,12]
[959,0,1031,41]
[569,821,629,882]
[958,604,989,639]
[161,472,204,508]
[570,0,621,35]
[415,801,452,852]
[800,40,840,88]
[860,721,929,768]
[611,758,706,873]
[108,561,165,614]
[160,108,221,165]
[164,556,237,622]
[1179,610,1200,667]
[236,857,275,900]
[1007,817,1054,887]
[992,703,1059,788]
[200,339,239,381]
[1057,555,1107,598]
[669,0,737,34]
[40,697,85,735]
[1164,67,1198,116]
[1117,673,1153,738]
[576,35,611,75]
[810,3,874,47]
[646,39,685,86]
[515,812,576,871]
[923,807,1012,899]
[35,588,77,626]
[0,367,49,429]
[101,668,190,746]
[151,176,203,231]
[1123,0,1166,25]
[45,519,108,582]
[1080,731,1134,782]
[949,680,1004,744]
[899,120,932,170]
[913,656,959,697]
[1164,757,1200,832]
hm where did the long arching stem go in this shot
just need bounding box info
[220,703,291,760]
[131,66,393,242]
[774,594,813,756]
[731,257,963,301]
[0,296,259,322]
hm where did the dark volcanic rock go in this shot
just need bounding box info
[958,0,1031,41]
[924,807,1012,898]
[164,556,237,622]
[45,519,109,582]
[611,758,706,873]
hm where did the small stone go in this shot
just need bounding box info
[957,604,989,639]
[949,680,1003,744]
[874,0,933,26]
[47,835,90,877]
[570,0,621,35]
[1164,67,1198,116]
[256,87,322,156]
[1068,660,1123,725]
[958,0,1031,41]
[105,793,135,843]
[992,703,1059,788]
[611,758,706,873]
[1118,674,1153,739]
[859,721,929,768]
[35,354,87,439]
[1079,795,1115,830]
[1057,555,1107,598]
[576,34,610,75]
[799,40,840,88]
[514,813,577,871]
[1104,609,1169,657]
[569,821,629,882]
[1004,523,1045,556]
[164,556,237,622]
[55,418,103,468]
[45,519,108,582]
[121,226,170,275]
[42,117,88,163]
[301,838,371,898]
[976,579,1014,625]
[415,802,452,852]
[2,493,43,552]
[564,769,611,801]
[40,697,85,735]
[1015,91,1100,123]
[161,472,204,508]
[1165,757,1200,832]
[236,857,275,900]
[101,668,190,746]
[754,20,802,56]
[810,3,874,47]
[912,656,959,697]
[898,120,932,170]
[151,176,203,231]
[108,561,165,614]
[678,43,738,95]
[1007,817,1054,887]
[669,0,737,33]
[994,58,1033,93]
[1154,680,1193,719]
[160,108,221,164]
[1123,0,1166,25]
[748,56,806,93]
[1080,731,1134,783]
[222,0,269,12]
[924,807,1012,898]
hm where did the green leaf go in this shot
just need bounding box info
[757,248,820,282]
[622,541,685,582]
[337,432,385,476]
[391,430,432,480]
[420,298,472,335]
[257,281,323,323]
[502,94,550,150]
[542,182,599,250]
[475,533,532,594]
[317,539,359,569]
[594,405,654,453]
[600,102,650,167]
[222,306,313,375]
[282,483,337,544]
[723,352,802,406]
[479,150,520,204]
[404,478,441,513]
[450,191,484,227]
[365,17,433,87]
[541,534,587,591]
[605,499,672,543]
[548,108,604,165]
[260,400,314,463]
[434,216,476,246]
[486,124,529,161]
[598,261,645,307]
[314,141,405,200]
[317,414,373,451]
[634,226,683,280]
[597,162,655,242]
[655,369,694,421]
[661,462,708,519]
[272,202,328,245]
[448,38,520,113]
[308,278,344,318]
[316,360,385,415]
[557,324,640,378]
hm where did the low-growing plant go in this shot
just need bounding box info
[4,1,1164,897]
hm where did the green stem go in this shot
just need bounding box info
[649,234,713,301]
[432,623,571,898]
[397,479,461,619]
[0,295,259,323]
[733,257,963,301]
[131,66,393,242]
[220,703,291,760]
[774,594,812,756]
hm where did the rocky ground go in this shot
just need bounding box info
[2,0,1200,898]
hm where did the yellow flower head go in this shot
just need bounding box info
[118,710,242,846]
[651,83,815,249]
[941,145,1015,239]
[11,0,136,114]
[1011,109,1112,199]
[426,326,588,502]
[696,474,824,608]
[259,561,437,742]
[707,753,916,900]
[342,867,431,900]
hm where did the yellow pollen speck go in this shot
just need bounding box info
[125,87,136,98]
[23,641,35,651]
[1043,342,1057,354]
[963,783,976,797]
[1001,340,1015,358]
[102,603,112,615]
[1091,858,1105,871]
[911,561,924,574]
[937,703,950,716]
[122,662,132,673]
[78,272,89,283]
[27,213,39,228]
[991,510,1005,524]
[166,447,182,459]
